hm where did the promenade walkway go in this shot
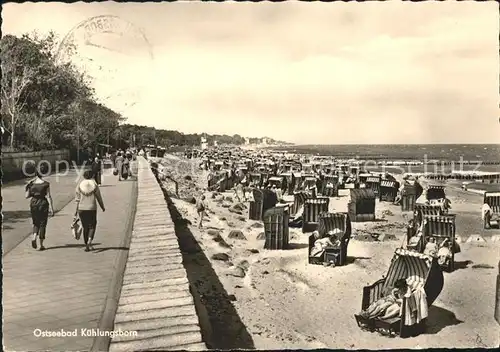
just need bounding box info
[3,167,137,351]
[2,168,86,255]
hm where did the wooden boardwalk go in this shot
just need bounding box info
[109,157,206,351]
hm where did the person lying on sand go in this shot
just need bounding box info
[360,279,408,320]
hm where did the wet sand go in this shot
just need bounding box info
[159,154,499,349]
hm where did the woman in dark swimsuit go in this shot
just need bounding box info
[25,163,55,251]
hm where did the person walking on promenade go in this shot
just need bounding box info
[75,170,106,252]
[25,163,55,251]
[121,152,131,180]
[115,152,124,181]
[92,155,102,185]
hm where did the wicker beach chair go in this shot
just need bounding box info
[483,192,500,229]
[268,176,286,190]
[291,191,313,217]
[354,248,444,338]
[348,189,376,222]
[413,204,442,228]
[249,173,262,188]
[380,180,399,202]
[401,184,417,212]
[365,176,381,197]
[249,189,278,221]
[321,175,339,197]
[263,205,290,250]
[279,172,293,195]
[308,212,352,266]
[302,197,330,233]
[422,214,458,272]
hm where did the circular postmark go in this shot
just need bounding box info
[56,15,154,112]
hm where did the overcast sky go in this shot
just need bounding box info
[3,1,498,144]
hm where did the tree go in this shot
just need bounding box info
[1,32,102,151]
[0,35,37,148]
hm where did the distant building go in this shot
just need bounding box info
[214,140,218,147]
[245,137,250,145]
[262,138,268,145]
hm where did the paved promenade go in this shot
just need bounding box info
[3,168,137,351]
[2,168,86,255]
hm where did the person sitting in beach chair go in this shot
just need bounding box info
[437,238,453,266]
[393,183,405,205]
[359,279,409,320]
[309,228,342,258]
[406,219,421,249]
[423,237,438,257]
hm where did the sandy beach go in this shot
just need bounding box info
[158,153,499,349]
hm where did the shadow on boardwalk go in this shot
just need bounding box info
[158,183,255,350]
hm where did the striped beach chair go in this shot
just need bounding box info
[483,192,500,229]
[379,180,399,202]
[279,172,293,195]
[365,176,381,197]
[321,175,339,197]
[249,173,262,188]
[401,184,417,212]
[413,204,442,228]
[354,249,444,338]
[263,205,290,250]
[348,189,376,222]
[249,189,278,221]
[422,214,457,272]
[302,197,330,233]
[291,191,313,217]
[308,212,352,266]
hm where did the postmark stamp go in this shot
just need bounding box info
[56,15,154,112]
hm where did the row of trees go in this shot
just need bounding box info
[0,32,124,152]
[0,32,287,154]
[113,124,287,148]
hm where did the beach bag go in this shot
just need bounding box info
[71,218,82,240]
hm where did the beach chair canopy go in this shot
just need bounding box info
[414,204,442,218]
[380,180,398,189]
[422,214,455,237]
[427,185,445,200]
[318,212,351,238]
[382,248,442,306]
[484,192,500,212]
[402,183,417,195]
[350,188,376,201]
[268,177,283,186]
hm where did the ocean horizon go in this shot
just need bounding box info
[268,143,500,161]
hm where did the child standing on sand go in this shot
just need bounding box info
[196,195,207,229]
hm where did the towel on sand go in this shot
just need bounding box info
[404,286,428,325]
